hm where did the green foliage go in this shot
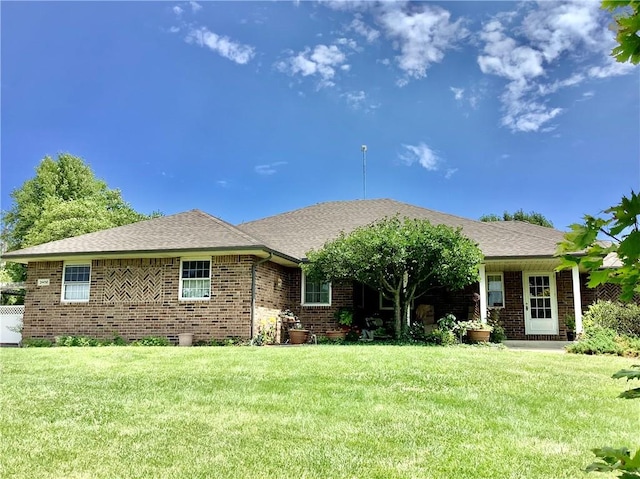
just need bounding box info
[583,300,640,338]
[588,447,640,477]
[21,338,53,347]
[602,0,640,65]
[567,327,625,356]
[56,335,100,347]
[333,307,354,326]
[304,216,482,338]
[252,316,277,346]
[1,153,154,281]
[133,336,171,347]
[426,328,458,345]
[557,191,640,302]
[487,308,507,343]
[586,364,640,478]
[458,320,493,333]
[480,209,553,228]
[614,366,640,399]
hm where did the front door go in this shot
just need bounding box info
[523,273,558,335]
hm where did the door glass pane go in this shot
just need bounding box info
[528,275,553,321]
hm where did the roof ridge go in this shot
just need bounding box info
[480,219,566,243]
[194,209,266,245]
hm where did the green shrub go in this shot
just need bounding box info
[22,338,53,348]
[567,326,640,357]
[133,336,171,347]
[583,301,640,338]
[426,328,457,346]
[55,336,100,347]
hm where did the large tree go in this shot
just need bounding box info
[1,153,152,281]
[303,216,483,338]
[480,209,553,228]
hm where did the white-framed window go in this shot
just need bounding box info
[62,263,91,302]
[180,259,211,300]
[487,273,505,308]
[379,292,394,310]
[301,272,331,306]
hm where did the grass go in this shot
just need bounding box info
[0,345,637,478]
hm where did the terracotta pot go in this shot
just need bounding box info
[467,329,490,343]
[289,329,310,345]
[326,330,347,340]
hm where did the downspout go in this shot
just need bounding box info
[251,253,273,339]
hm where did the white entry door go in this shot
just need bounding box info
[523,273,558,335]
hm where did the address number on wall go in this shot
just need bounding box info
[37,279,50,286]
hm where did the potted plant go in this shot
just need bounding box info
[459,320,493,343]
[326,307,353,340]
[279,309,309,344]
[564,314,576,341]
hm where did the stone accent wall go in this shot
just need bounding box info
[23,256,254,343]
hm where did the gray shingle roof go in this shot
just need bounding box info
[2,210,268,259]
[3,199,567,262]
[238,199,565,260]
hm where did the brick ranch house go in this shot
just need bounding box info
[1,199,613,343]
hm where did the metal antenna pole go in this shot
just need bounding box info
[361,145,367,199]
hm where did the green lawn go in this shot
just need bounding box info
[0,345,636,479]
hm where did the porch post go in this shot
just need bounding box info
[478,264,487,322]
[571,265,583,333]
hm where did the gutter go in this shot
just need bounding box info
[251,253,273,339]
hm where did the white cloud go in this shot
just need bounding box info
[445,168,458,179]
[185,27,255,65]
[276,44,348,88]
[173,5,184,16]
[450,87,464,101]
[216,180,228,188]
[399,143,439,171]
[255,162,287,176]
[189,1,202,13]
[335,37,359,50]
[349,14,380,43]
[378,3,467,81]
[477,2,638,133]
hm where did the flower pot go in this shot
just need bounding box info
[326,330,346,340]
[467,329,490,343]
[566,331,575,341]
[178,333,193,347]
[289,329,310,345]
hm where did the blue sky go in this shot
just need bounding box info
[1,1,638,230]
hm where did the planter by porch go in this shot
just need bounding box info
[566,331,575,342]
[326,330,347,341]
[178,333,194,347]
[289,329,310,345]
[467,329,491,343]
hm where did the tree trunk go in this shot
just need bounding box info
[393,288,402,338]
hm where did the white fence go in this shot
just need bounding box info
[0,305,24,345]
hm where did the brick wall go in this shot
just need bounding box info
[23,256,255,343]
[254,261,294,343]
[288,269,354,335]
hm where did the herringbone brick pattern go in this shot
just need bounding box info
[103,267,164,303]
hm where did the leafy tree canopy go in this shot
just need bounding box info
[480,209,553,228]
[557,191,640,302]
[303,216,483,338]
[602,0,640,65]
[2,153,154,281]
